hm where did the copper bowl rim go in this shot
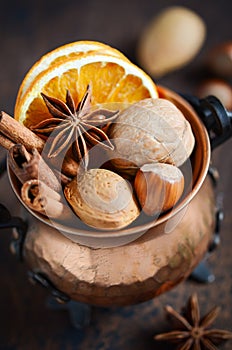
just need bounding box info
[8,85,211,240]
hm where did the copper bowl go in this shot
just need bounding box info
[8,86,211,249]
[7,85,217,306]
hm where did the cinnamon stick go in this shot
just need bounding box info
[0,132,15,150]
[21,179,73,220]
[0,111,44,152]
[8,144,62,192]
[0,111,78,177]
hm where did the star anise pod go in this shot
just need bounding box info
[154,293,232,350]
[30,84,119,169]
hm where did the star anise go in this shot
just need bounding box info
[30,84,119,169]
[154,293,232,350]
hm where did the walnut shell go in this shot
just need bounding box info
[109,98,195,174]
[64,168,140,230]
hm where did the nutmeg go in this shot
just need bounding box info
[134,163,184,216]
[109,98,195,175]
[64,168,140,230]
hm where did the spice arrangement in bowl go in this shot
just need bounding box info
[0,40,195,234]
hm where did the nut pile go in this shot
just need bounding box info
[63,97,195,230]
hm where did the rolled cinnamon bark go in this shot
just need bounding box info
[0,111,79,177]
[0,111,44,152]
[8,144,62,192]
[21,179,73,220]
[0,132,15,150]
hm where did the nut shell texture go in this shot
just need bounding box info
[134,163,184,216]
[64,168,140,230]
[109,98,195,173]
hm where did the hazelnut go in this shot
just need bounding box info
[207,42,232,78]
[134,163,184,216]
[197,79,232,110]
[64,168,140,230]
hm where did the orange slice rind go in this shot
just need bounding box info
[15,40,130,108]
[15,52,158,128]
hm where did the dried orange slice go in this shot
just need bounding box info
[15,53,158,128]
[15,40,129,107]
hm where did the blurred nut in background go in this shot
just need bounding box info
[197,79,232,110]
[207,42,232,78]
[137,6,206,78]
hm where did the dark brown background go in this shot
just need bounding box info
[0,0,232,349]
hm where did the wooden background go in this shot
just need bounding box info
[0,0,232,349]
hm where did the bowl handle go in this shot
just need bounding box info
[180,93,232,149]
[0,203,27,260]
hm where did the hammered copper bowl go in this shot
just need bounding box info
[8,86,210,248]
[8,86,215,306]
